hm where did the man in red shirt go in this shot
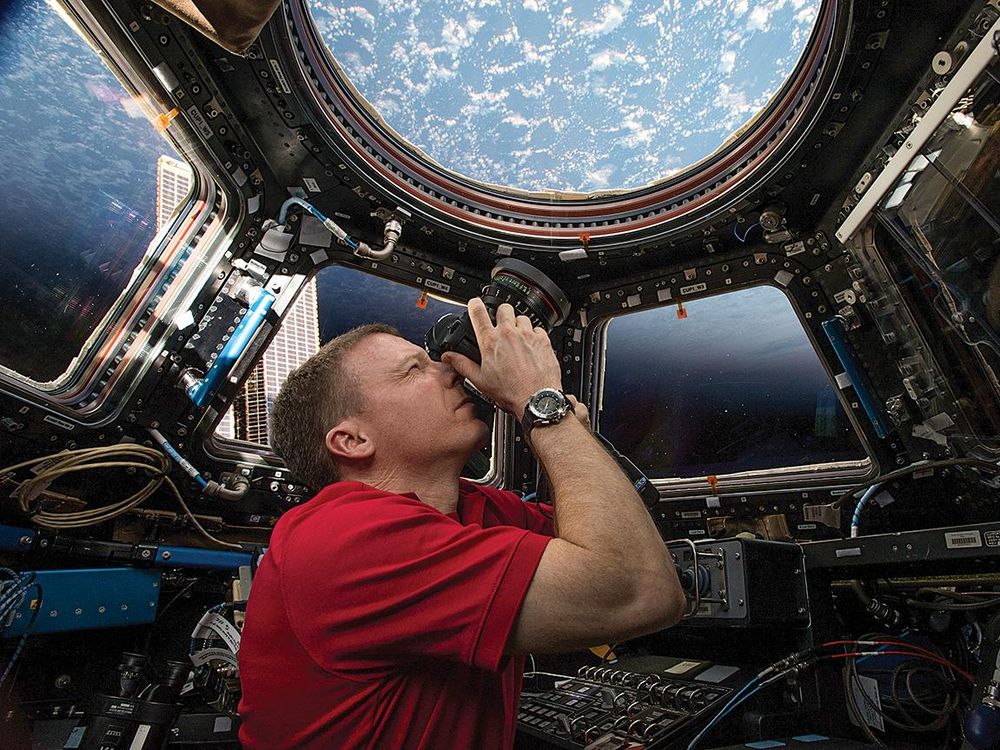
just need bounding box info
[238,298,685,749]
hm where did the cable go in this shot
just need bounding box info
[0,570,42,687]
[733,222,760,243]
[142,578,200,656]
[687,640,973,749]
[0,445,242,549]
[277,197,360,250]
[834,458,1000,512]
[850,483,882,537]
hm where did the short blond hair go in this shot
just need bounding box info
[270,323,400,491]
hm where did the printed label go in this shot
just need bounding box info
[425,279,451,293]
[665,660,702,674]
[269,59,291,94]
[784,241,806,256]
[191,612,241,654]
[944,530,982,549]
[43,414,74,431]
[303,177,320,193]
[185,105,213,139]
[679,282,707,296]
[850,675,884,731]
[190,647,239,668]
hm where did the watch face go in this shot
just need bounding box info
[530,389,565,420]
[536,394,559,415]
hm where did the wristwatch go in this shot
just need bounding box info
[521,388,574,437]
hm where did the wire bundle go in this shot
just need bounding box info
[686,638,972,749]
[843,650,964,746]
[0,568,41,686]
[0,445,242,549]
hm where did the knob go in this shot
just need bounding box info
[678,564,712,596]
[600,687,621,710]
[555,713,572,735]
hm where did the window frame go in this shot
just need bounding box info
[0,0,235,419]
[586,281,875,497]
[280,0,846,251]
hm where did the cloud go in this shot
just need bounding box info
[349,6,375,26]
[585,166,615,188]
[522,0,542,10]
[747,5,770,30]
[588,48,629,71]
[718,50,736,75]
[580,0,632,36]
[622,114,655,146]
[442,15,483,53]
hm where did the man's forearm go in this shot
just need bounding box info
[529,418,672,571]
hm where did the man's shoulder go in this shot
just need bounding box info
[274,482,436,545]
[459,478,520,503]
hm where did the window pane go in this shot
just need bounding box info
[0,0,190,383]
[310,0,821,192]
[598,286,866,478]
[218,266,492,479]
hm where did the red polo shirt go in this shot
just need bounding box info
[238,479,553,750]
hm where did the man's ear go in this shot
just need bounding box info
[325,419,374,462]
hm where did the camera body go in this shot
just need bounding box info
[425,258,570,364]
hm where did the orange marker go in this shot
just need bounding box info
[676,299,687,319]
[153,107,180,132]
[416,290,428,309]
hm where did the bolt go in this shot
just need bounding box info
[18,535,31,546]
[162,551,172,561]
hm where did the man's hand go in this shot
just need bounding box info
[566,394,590,430]
[442,298,562,416]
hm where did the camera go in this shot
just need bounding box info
[425,258,570,364]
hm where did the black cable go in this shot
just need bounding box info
[905,596,1000,611]
[833,457,1000,510]
[142,578,199,656]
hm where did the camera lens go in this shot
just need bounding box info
[116,652,148,698]
[425,259,569,363]
[485,259,570,329]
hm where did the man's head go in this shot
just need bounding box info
[270,325,488,491]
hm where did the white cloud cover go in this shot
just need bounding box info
[747,5,770,30]
[718,50,736,74]
[587,49,628,71]
[585,165,615,188]
[580,0,632,36]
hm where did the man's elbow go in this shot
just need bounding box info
[637,578,687,631]
[607,572,687,639]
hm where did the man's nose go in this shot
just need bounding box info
[436,360,463,388]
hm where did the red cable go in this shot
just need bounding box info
[821,639,973,680]
[820,650,974,682]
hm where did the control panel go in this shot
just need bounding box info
[518,659,740,749]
